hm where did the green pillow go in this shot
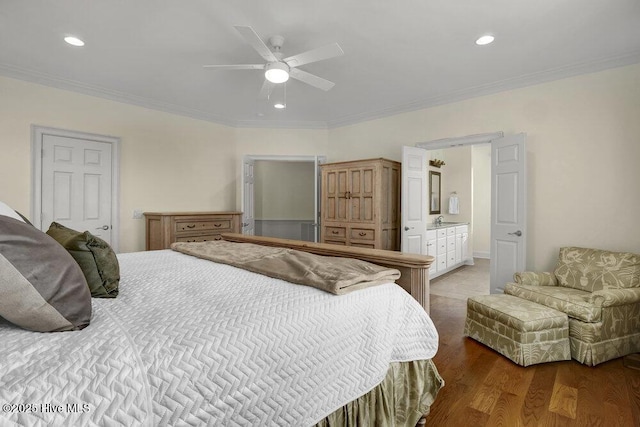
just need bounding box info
[46,222,119,298]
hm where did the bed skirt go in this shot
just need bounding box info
[315,359,443,427]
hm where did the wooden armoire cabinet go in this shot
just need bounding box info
[320,158,401,250]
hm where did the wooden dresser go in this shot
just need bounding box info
[144,211,242,250]
[320,158,400,250]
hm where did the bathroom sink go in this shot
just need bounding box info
[428,221,464,228]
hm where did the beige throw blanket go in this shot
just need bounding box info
[171,240,401,295]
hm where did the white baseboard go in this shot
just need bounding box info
[473,251,490,259]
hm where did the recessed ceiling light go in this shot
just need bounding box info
[475,35,494,46]
[64,36,85,47]
[274,103,286,109]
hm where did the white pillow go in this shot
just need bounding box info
[0,201,26,223]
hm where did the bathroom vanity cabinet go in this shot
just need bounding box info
[426,223,470,278]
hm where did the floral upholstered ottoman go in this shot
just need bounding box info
[464,294,571,366]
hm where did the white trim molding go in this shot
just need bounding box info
[416,132,504,149]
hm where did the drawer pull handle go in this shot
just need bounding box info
[332,230,339,234]
[186,224,196,229]
[214,236,222,240]
[359,232,367,236]
[214,223,222,227]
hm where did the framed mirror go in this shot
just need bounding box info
[429,171,441,214]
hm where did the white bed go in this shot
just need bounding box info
[0,239,441,426]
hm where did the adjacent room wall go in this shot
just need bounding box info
[472,144,491,258]
[328,63,640,271]
[254,160,315,220]
[254,160,316,240]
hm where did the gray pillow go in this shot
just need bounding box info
[0,215,92,332]
[46,222,120,298]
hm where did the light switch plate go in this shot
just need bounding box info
[133,209,144,219]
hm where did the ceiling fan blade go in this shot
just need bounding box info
[284,43,344,68]
[234,25,277,62]
[259,80,275,99]
[202,64,265,70]
[289,68,335,91]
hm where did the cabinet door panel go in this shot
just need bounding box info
[324,170,348,221]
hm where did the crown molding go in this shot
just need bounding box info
[326,50,640,129]
[0,63,239,127]
[2,50,640,131]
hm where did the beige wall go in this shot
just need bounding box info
[0,76,238,253]
[472,144,491,257]
[254,160,315,219]
[328,64,640,270]
[2,63,639,269]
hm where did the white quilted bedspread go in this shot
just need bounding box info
[0,250,438,427]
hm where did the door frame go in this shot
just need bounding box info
[413,131,527,293]
[31,125,121,252]
[241,155,326,242]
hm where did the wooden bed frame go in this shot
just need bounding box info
[222,233,434,314]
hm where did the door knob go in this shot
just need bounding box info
[242,222,249,227]
[97,225,110,230]
[508,230,522,237]
[404,226,412,231]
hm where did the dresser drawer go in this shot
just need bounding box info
[175,219,232,233]
[325,226,346,238]
[350,228,375,241]
[144,211,242,250]
[175,233,223,243]
[351,242,376,249]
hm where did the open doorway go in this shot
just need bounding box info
[408,132,527,294]
[242,155,325,242]
[433,143,491,261]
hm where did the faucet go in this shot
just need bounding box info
[435,216,444,225]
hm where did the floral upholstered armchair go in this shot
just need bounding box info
[504,247,640,366]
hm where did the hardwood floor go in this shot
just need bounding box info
[425,294,640,426]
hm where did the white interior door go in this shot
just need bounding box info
[242,157,255,235]
[41,134,113,244]
[490,133,527,293]
[401,146,428,254]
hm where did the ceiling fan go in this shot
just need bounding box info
[203,26,344,99]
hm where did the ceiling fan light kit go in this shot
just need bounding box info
[203,26,344,100]
[265,62,290,83]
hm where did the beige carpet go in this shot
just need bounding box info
[429,258,490,301]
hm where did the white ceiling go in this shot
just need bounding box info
[2,0,640,129]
